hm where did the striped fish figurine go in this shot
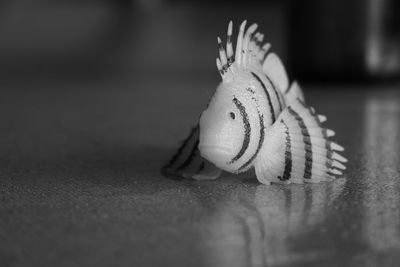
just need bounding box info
[162,20,347,184]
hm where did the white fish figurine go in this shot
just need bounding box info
[162,20,347,184]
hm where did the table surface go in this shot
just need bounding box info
[1,78,400,267]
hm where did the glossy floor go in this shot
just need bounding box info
[1,80,400,267]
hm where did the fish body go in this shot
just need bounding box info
[199,67,284,174]
[162,21,347,184]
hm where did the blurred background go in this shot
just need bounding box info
[0,0,398,84]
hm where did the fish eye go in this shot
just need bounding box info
[229,112,236,120]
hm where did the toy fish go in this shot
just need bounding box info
[162,20,347,184]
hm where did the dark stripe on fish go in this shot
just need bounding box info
[288,107,313,179]
[325,158,333,169]
[198,161,205,172]
[327,167,342,177]
[264,74,283,112]
[251,72,275,123]
[299,100,324,129]
[218,39,225,54]
[229,97,251,164]
[325,150,336,170]
[227,34,232,44]
[163,126,199,170]
[255,37,262,47]
[175,140,199,171]
[321,129,328,138]
[299,100,335,176]
[278,119,292,181]
[238,110,265,171]
[218,40,229,73]
[227,34,234,64]
[192,161,205,176]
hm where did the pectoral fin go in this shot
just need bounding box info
[162,125,222,180]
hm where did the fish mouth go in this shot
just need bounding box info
[199,144,234,171]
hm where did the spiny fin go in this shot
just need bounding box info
[162,125,222,180]
[217,20,272,81]
[254,99,346,185]
[262,53,289,95]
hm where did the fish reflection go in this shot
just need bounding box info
[363,96,400,251]
[202,179,345,267]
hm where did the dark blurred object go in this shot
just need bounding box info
[289,0,400,82]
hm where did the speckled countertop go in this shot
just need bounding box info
[1,79,400,267]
